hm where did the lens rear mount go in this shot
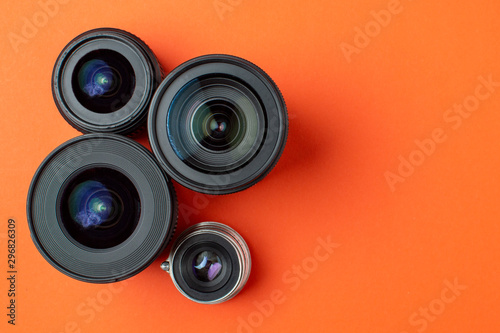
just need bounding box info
[52,28,163,135]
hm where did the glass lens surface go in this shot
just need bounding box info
[191,100,243,151]
[192,250,223,282]
[167,75,266,173]
[72,49,136,113]
[59,167,141,249]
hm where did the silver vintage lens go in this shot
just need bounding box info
[161,222,251,304]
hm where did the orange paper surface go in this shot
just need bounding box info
[1,0,499,332]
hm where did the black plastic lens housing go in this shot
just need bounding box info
[27,134,177,283]
[148,54,288,195]
[52,28,163,135]
[162,222,251,304]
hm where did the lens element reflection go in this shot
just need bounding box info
[78,59,121,98]
[72,49,136,114]
[68,180,123,229]
[193,251,222,282]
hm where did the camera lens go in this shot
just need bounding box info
[52,28,163,135]
[149,54,288,194]
[161,222,251,304]
[27,134,177,283]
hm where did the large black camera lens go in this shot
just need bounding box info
[27,134,177,283]
[52,28,163,135]
[148,55,288,194]
[161,222,251,304]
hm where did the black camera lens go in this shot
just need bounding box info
[52,28,163,135]
[149,54,288,194]
[27,134,177,283]
[161,222,251,304]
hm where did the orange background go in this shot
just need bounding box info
[1,0,499,332]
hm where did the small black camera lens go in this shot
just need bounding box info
[148,54,288,194]
[52,28,163,135]
[161,222,251,304]
[27,134,177,283]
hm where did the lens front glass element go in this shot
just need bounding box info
[167,75,265,173]
[192,100,244,152]
[72,49,136,113]
[59,167,141,249]
[193,250,223,282]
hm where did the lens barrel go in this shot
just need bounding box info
[148,54,288,194]
[162,222,251,304]
[27,134,177,283]
[52,28,163,135]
